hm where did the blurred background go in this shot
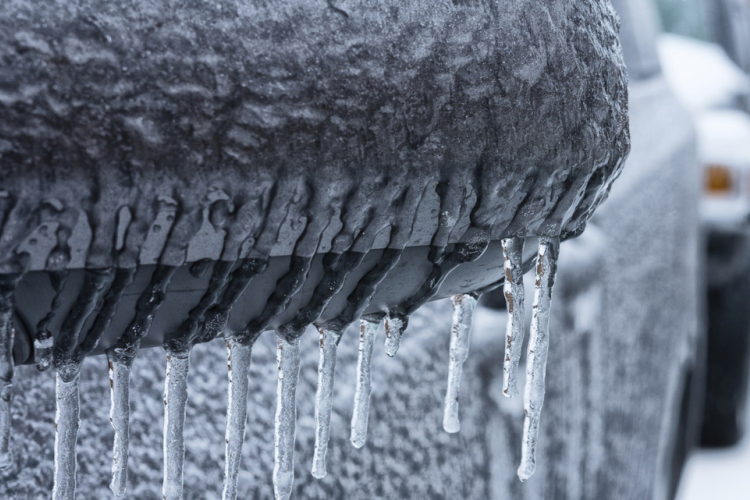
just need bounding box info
[651,0,750,497]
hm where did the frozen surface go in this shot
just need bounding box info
[108,356,130,497]
[443,294,478,434]
[518,238,559,481]
[678,406,750,500]
[502,237,526,398]
[273,335,301,500]
[222,340,253,500]
[163,351,190,500]
[311,328,338,479]
[350,320,380,449]
[53,369,80,500]
[0,301,495,499]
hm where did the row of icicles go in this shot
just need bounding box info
[0,236,559,499]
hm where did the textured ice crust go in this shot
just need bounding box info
[0,0,629,275]
[0,0,630,497]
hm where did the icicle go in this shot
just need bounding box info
[384,314,408,357]
[502,237,526,398]
[517,236,560,482]
[34,336,54,371]
[351,319,379,448]
[53,366,81,500]
[222,339,253,500]
[108,353,131,497]
[0,310,14,470]
[162,350,191,500]
[443,293,478,434]
[273,334,301,500]
[311,328,340,479]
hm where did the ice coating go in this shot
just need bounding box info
[501,237,526,398]
[351,319,380,448]
[108,354,131,497]
[202,259,268,340]
[0,277,15,469]
[34,270,68,371]
[162,351,191,500]
[34,337,54,371]
[384,314,408,357]
[52,367,80,500]
[273,334,301,500]
[443,293,478,434]
[222,339,253,500]
[311,328,340,479]
[0,0,630,276]
[518,237,560,482]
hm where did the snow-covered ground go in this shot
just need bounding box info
[678,407,750,500]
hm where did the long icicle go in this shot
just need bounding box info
[222,339,253,500]
[311,327,340,479]
[383,314,407,357]
[108,353,131,497]
[162,350,191,500]
[0,275,18,470]
[502,237,526,397]
[518,236,560,482]
[273,333,301,500]
[351,318,379,448]
[0,309,14,470]
[443,293,478,433]
[53,366,81,500]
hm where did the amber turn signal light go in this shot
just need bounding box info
[704,164,733,195]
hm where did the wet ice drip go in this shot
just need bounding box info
[162,350,191,500]
[517,236,560,482]
[443,293,478,434]
[53,366,81,500]
[311,327,341,478]
[273,334,301,500]
[222,339,253,500]
[351,318,380,448]
[384,314,408,357]
[108,353,131,497]
[501,237,525,397]
[34,270,68,371]
[51,268,114,500]
[384,238,489,358]
[0,274,17,470]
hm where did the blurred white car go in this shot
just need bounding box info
[658,33,750,225]
[659,30,750,447]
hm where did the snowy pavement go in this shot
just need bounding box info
[678,407,750,500]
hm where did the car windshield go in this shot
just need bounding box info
[654,0,711,40]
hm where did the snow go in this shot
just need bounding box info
[657,34,750,112]
[678,409,750,500]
